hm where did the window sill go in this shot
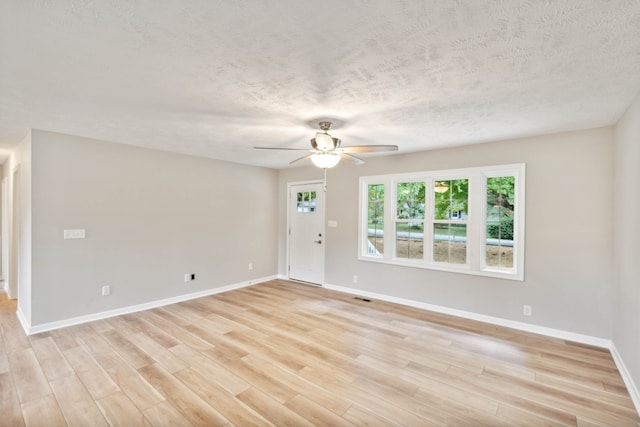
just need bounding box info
[358,255,524,281]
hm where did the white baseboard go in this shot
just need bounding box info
[323,283,612,348]
[16,306,30,334]
[22,275,278,335]
[610,344,640,415]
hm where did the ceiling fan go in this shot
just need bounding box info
[255,121,398,168]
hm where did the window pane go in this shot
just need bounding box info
[368,184,385,255]
[297,192,303,212]
[486,244,513,268]
[396,222,423,259]
[486,176,515,268]
[434,179,468,220]
[397,182,425,219]
[433,223,467,264]
[310,191,316,212]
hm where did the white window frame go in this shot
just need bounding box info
[358,163,525,281]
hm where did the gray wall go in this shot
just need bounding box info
[30,130,278,326]
[613,93,640,390]
[279,127,614,338]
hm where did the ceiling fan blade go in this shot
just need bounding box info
[254,146,311,151]
[289,154,315,164]
[339,153,365,165]
[339,145,398,153]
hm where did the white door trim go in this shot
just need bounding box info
[286,180,325,285]
[8,166,21,299]
[1,177,6,283]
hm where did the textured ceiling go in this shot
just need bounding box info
[1,0,639,168]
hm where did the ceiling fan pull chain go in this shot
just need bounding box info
[324,167,328,192]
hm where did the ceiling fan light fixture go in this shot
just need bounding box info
[311,153,340,169]
[314,132,335,150]
[254,120,398,168]
[434,181,449,193]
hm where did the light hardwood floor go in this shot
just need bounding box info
[1,280,639,426]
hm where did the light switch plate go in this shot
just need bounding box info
[63,229,86,239]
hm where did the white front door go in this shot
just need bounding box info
[288,182,324,285]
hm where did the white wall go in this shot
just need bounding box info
[29,130,278,326]
[279,127,614,338]
[613,92,640,394]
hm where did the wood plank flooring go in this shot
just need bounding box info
[1,279,638,426]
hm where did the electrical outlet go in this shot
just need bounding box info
[101,285,110,296]
[184,274,191,283]
[523,305,532,316]
[248,263,253,270]
[353,275,358,284]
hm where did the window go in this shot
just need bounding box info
[433,179,468,264]
[485,176,515,269]
[395,181,425,260]
[359,164,525,280]
[297,191,317,213]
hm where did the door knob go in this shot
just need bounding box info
[314,240,322,244]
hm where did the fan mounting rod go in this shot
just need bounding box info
[318,121,332,132]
